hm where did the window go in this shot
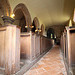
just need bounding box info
[51,34,53,39]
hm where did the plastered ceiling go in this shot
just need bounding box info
[8,0,75,26]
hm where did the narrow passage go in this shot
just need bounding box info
[24,45,67,75]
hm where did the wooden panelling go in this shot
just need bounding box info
[0,30,6,67]
[60,27,75,74]
[30,33,35,60]
[0,25,20,75]
[20,33,30,59]
[34,35,40,58]
[40,36,54,54]
[20,32,54,61]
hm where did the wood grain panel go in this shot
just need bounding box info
[0,30,5,67]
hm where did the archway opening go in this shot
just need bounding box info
[14,9,27,32]
[41,24,44,35]
[32,17,40,32]
[47,28,55,39]
[13,3,32,32]
[32,20,36,32]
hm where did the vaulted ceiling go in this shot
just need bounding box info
[8,0,75,26]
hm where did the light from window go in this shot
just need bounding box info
[69,19,72,26]
[51,34,53,39]
[73,8,75,22]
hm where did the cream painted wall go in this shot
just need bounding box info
[8,0,42,24]
[9,0,75,25]
[8,0,75,31]
[8,0,64,25]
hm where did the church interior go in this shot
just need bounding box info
[0,0,75,75]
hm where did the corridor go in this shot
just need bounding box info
[24,45,67,75]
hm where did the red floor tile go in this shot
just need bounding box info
[24,45,67,75]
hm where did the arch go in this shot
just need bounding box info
[33,17,40,28]
[40,24,44,35]
[32,17,40,32]
[13,3,32,27]
[32,17,39,32]
[47,28,55,39]
[14,9,27,32]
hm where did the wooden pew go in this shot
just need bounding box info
[20,32,54,61]
[20,33,30,59]
[20,32,40,61]
[60,32,66,58]
[0,25,20,75]
[61,26,75,74]
[66,27,75,69]
[40,36,54,54]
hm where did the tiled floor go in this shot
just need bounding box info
[24,45,67,75]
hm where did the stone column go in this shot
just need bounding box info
[1,16,15,25]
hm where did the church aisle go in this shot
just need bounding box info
[24,45,67,75]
